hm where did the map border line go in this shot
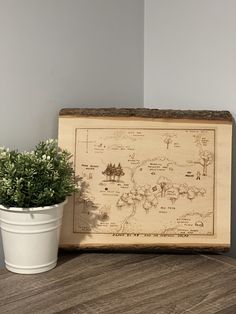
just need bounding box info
[73,127,216,237]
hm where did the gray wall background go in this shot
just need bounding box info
[0,0,144,267]
[144,0,236,109]
[144,0,236,257]
[0,0,144,150]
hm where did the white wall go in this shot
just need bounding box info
[144,0,236,257]
[0,0,144,267]
[144,0,236,110]
[0,0,144,151]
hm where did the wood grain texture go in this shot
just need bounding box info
[58,109,232,251]
[1,252,236,314]
[59,108,233,121]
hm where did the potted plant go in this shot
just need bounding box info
[0,139,78,274]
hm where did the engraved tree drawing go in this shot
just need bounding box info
[187,188,196,201]
[115,163,125,182]
[193,131,209,151]
[102,163,125,182]
[157,176,172,197]
[111,164,116,181]
[190,132,214,177]
[166,187,179,204]
[116,179,207,217]
[102,163,113,181]
[179,184,189,195]
[196,150,214,176]
[162,133,176,149]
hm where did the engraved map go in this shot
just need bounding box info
[73,128,215,237]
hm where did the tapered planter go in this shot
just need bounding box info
[0,200,66,274]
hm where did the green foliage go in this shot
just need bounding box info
[0,139,78,208]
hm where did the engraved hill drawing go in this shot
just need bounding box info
[73,128,215,237]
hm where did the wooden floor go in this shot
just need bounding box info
[1,252,236,313]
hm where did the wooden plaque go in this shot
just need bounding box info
[58,108,232,251]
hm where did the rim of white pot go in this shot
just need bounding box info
[0,199,67,212]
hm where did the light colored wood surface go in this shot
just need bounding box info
[1,252,236,313]
[58,109,232,250]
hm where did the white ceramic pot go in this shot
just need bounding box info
[0,200,66,274]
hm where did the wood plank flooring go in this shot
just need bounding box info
[1,252,236,313]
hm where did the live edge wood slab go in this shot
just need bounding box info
[1,252,236,314]
[59,108,232,121]
[58,108,232,252]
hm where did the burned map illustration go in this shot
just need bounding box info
[73,128,215,237]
